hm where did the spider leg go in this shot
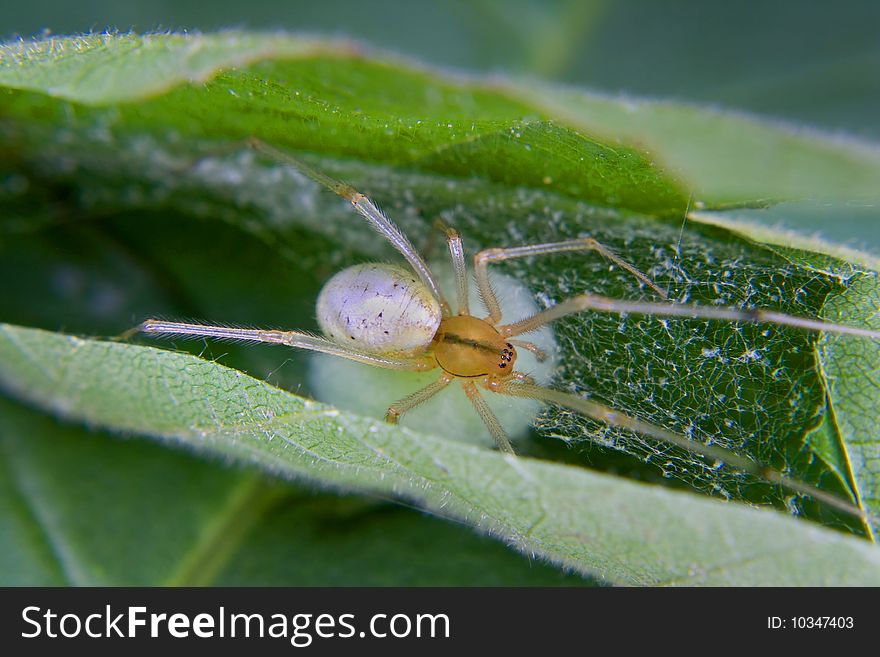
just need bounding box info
[139,320,434,371]
[461,380,514,454]
[385,373,454,423]
[497,292,880,340]
[244,138,451,315]
[509,339,547,362]
[433,219,469,317]
[490,377,867,521]
[474,237,667,324]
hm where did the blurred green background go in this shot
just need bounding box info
[3,0,878,136]
[3,0,879,249]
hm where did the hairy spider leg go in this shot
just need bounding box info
[433,219,470,316]
[462,379,513,454]
[508,339,548,362]
[498,293,880,340]
[244,138,451,317]
[474,237,669,326]
[385,373,454,423]
[139,321,434,371]
[492,377,868,522]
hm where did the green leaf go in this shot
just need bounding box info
[817,275,880,533]
[0,32,341,104]
[5,31,878,207]
[0,382,581,586]
[520,84,880,205]
[1,31,879,584]
[2,323,879,586]
[1,47,685,216]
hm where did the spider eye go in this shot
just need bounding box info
[497,343,516,370]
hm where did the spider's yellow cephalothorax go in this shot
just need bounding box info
[433,315,517,378]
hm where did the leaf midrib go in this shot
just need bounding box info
[163,473,288,586]
[0,431,76,585]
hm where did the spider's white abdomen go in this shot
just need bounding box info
[316,263,442,355]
